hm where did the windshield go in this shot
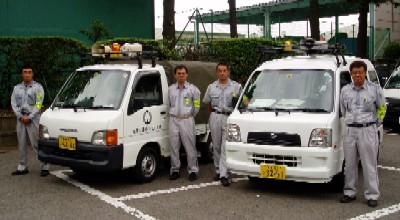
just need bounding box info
[384,69,400,89]
[53,70,130,110]
[239,69,334,112]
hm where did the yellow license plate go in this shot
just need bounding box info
[58,136,76,150]
[260,164,286,179]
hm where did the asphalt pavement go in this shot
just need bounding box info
[1,131,400,220]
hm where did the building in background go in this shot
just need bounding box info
[0,0,155,43]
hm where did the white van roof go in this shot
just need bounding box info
[76,64,163,72]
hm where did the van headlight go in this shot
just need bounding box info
[92,130,118,146]
[227,124,241,142]
[308,128,332,147]
[39,124,50,139]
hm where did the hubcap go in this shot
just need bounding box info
[141,155,156,177]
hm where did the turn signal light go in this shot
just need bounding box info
[106,129,118,146]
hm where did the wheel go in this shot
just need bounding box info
[200,135,213,163]
[133,147,159,183]
[329,163,345,193]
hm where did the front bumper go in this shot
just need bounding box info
[226,142,343,183]
[38,139,123,172]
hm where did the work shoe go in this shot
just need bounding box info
[220,177,230,187]
[340,195,356,203]
[367,199,378,207]
[40,170,50,177]
[188,172,197,181]
[11,169,29,176]
[169,172,180,180]
[213,174,220,181]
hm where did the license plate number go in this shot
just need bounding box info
[59,136,76,150]
[260,164,286,179]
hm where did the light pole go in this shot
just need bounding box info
[209,9,214,41]
[352,24,356,55]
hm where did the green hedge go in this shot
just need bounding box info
[383,41,400,61]
[0,37,89,108]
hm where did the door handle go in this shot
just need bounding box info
[160,111,167,115]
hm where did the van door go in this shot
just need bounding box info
[123,71,169,167]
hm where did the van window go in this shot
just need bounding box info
[340,71,351,89]
[240,69,334,112]
[130,72,163,112]
[384,69,400,89]
[368,71,379,84]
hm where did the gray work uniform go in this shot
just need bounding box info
[11,81,48,171]
[340,80,386,200]
[203,79,242,178]
[168,81,201,174]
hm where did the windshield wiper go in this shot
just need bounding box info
[293,108,328,113]
[88,105,115,110]
[274,108,291,116]
[62,103,87,112]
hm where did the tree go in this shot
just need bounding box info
[163,0,176,41]
[228,0,238,38]
[309,0,321,40]
[79,20,110,43]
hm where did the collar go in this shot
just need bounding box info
[216,79,231,88]
[351,81,367,90]
[175,81,188,89]
[21,81,34,87]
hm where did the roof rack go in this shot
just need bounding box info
[84,43,159,69]
[259,38,347,67]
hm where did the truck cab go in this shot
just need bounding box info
[225,40,383,189]
[383,66,400,131]
[38,44,215,182]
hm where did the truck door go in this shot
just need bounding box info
[123,71,169,167]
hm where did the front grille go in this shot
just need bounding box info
[247,132,301,146]
[250,153,301,167]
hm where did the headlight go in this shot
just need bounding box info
[308,128,332,147]
[227,124,241,142]
[39,124,50,139]
[91,129,118,146]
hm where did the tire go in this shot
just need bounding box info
[329,163,345,193]
[200,135,213,163]
[133,147,159,183]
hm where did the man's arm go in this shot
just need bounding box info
[203,85,211,113]
[339,87,346,118]
[29,85,45,120]
[376,86,386,123]
[11,86,23,120]
[192,86,201,117]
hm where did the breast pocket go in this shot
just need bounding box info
[184,96,192,107]
[15,94,23,107]
[343,97,354,112]
[210,94,220,107]
[169,96,177,107]
[27,93,36,105]
[361,93,375,112]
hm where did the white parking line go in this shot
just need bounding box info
[117,177,247,201]
[51,170,156,220]
[348,165,400,220]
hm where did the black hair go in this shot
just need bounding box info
[21,64,34,73]
[350,60,367,72]
[174,65,188,74]
[216,61,230,71]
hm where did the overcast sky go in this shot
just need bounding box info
[154,0,359,37]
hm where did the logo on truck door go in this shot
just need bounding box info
[143,110,152,125]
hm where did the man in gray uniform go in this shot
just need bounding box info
[11,65,49,177]
[203,61,242,187]
[169,65,201,181]
[339,60,386,207]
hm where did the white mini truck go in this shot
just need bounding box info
[38,46,215,182]
[226,40,383,189]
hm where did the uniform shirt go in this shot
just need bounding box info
[340,81,386,125]
[11,81,44,120]
[168,81,201,117]
[203,79,242,113]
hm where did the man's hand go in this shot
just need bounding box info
[21,116,31,125]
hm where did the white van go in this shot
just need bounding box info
[38,47,215,182]
[225,40,383,189]
[383,66,400,131]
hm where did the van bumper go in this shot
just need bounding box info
[226,142,343,183]
[38,139,123,172]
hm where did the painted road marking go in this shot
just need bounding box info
[348,165,400,220]
[117,177,247,201]
[51,170,156,220]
